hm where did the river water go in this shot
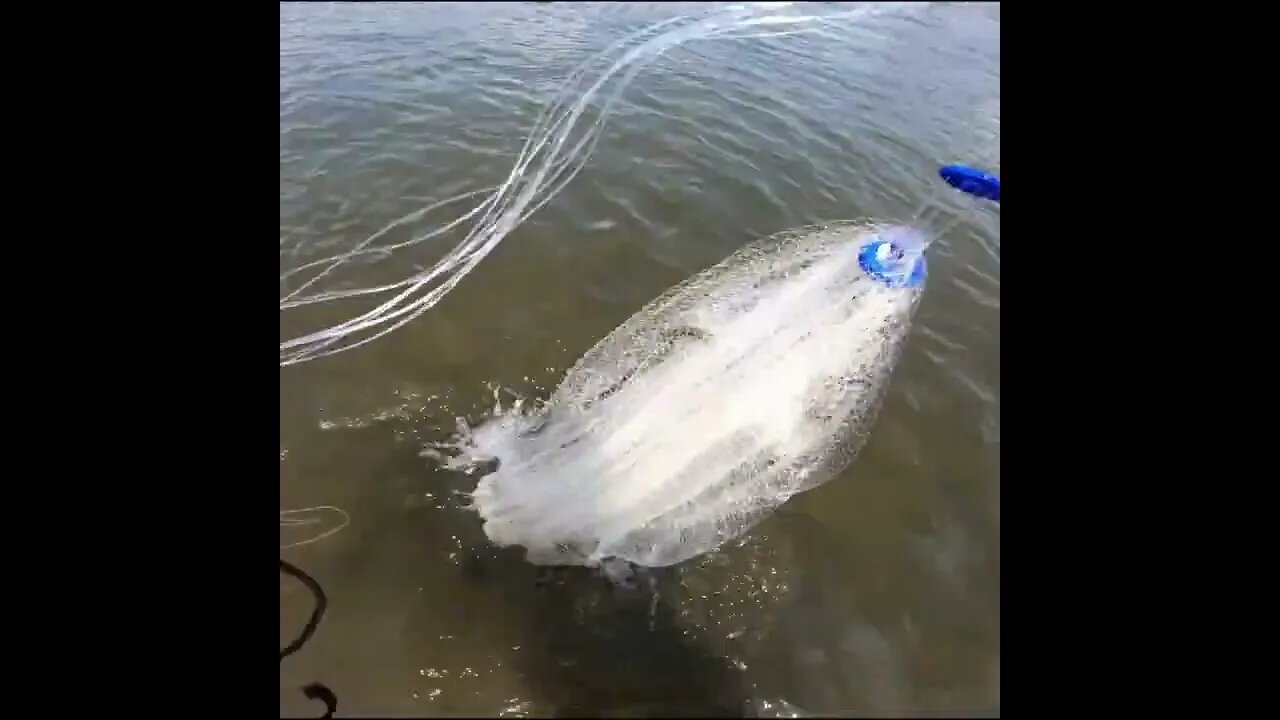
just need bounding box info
[280,2,999,716]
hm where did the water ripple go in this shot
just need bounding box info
[280,2,998,715]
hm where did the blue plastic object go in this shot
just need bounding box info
[858,234,927,289]
[939,164,999,203]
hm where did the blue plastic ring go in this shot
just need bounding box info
[857,238,927,289]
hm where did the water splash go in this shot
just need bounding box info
[435,221,929,568]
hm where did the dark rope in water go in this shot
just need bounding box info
[281,558,337,719]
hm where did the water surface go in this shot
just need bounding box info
[280,2,999,716]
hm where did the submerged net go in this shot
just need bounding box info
[438,221,930,567]
[282,3,946,568]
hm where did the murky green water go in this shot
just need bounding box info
[280,2,999,716]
